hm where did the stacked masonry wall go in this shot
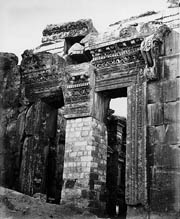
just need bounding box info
[147,30,180,216]
[61,116,107,212]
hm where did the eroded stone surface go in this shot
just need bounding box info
[0,4,179,219]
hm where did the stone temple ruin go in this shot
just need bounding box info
[0,4,180,219]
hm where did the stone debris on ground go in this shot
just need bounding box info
[0,187,111,219]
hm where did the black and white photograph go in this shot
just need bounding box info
[0,0,179,218]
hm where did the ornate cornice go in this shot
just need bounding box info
[90,39,145,88]
[89,23,171,86]
[91,40,144,69]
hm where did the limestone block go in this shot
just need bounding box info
[153,142,180,169]
[155,125,166,144]
[164,102,177,123]
[147,82,162,103]
[150,170,180,212]
[164,123,178,145]
[162,79,177,102]
[81,130,89,137]
[147,103,164,126]
[164,55,180,79]
[164,30,180,56]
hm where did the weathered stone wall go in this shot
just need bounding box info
[61,116,107,212]
[147,30,180,217]
[18,100,56,196]
[16,100,66,203]
[0,53,20,189]
[0,51,66,204]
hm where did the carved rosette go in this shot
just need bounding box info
[20,50,65,104]
[63,63,94,118]
[140,24,171,81]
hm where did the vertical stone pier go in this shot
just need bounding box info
[61,116,107,212]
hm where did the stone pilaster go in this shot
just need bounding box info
[61,116,107,213]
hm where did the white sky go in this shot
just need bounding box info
[1,0,167,60]
[0,0,167,116]
[110,98,127,117]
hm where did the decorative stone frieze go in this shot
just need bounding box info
[20,50,65,104]
[91,41,143,69]
[63,62,95,118]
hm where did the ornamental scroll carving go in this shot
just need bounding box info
[140,24,171,81]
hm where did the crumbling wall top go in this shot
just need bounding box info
[42,19,97,43]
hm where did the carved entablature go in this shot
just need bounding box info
[63,62,93,118]
[140,24,171,81]
[89,21,171,89]
[90,39,145,91]
[91,39,144,75]
[20,50,65,104]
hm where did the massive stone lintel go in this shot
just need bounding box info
[20,50,65,106]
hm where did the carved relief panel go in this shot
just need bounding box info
[20,50,65,104]
[63,62,94,118]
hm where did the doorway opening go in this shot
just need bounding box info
[104,87,127,217]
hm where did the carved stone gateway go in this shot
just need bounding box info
[90,42,148,206]
[0,6,180,219]
[89,23,171,209]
